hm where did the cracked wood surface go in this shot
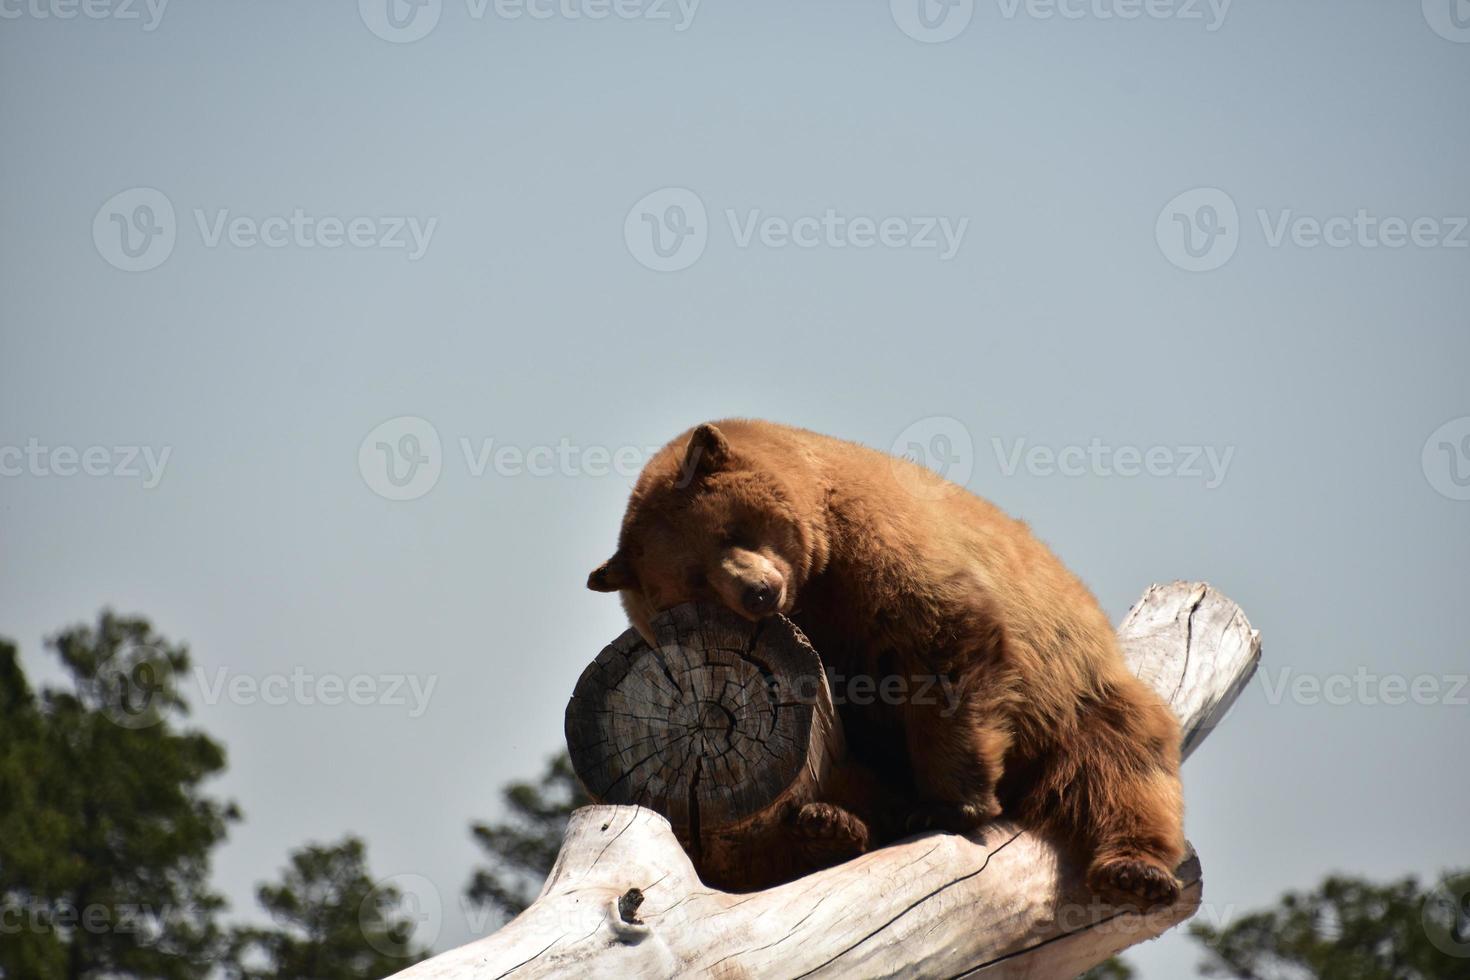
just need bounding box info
[564,601,849,890]
[388,581,1261,980]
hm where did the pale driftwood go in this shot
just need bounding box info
[390,581,1261,980]
[564,603,850,890]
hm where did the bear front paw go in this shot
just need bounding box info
[787,802,870,865]
[1087,857,1181,911]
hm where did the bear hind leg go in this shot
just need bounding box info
[1032,684,1186,911]
[902,697,1010,835]
[1080,760,1185,910]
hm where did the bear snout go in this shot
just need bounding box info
[742,581,781,616]
[715,550,788,619]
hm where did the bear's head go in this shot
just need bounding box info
[587,422,830,645]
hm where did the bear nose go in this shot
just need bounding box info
[742,583,778,616]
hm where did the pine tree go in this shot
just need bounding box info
[227,837,430,979]
[0,615,239,980]
[464,753,589,921]
[1191,870,1470,979]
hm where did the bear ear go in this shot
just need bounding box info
[587,553,634,592]
[680,423,732,484]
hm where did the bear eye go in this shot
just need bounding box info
[721,526,751,550]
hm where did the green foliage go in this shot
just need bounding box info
[1,613,435,980]
[1190,870,1470,979]
[0,614,239,980]
[1078,958,1135,979]
[226,837,430,979]
[465,752,589,921]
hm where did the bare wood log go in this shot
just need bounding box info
[388,581,1261,980]
[564,602,848,890]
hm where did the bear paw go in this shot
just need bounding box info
[1087,857,1181,911]
[903,797,1002,836]
[787,802,870,864]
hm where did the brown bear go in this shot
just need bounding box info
[587,419,1185,909]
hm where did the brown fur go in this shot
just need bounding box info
[588,419,1185,908]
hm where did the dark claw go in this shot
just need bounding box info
[790,802,870,861]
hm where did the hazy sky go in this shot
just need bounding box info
[2,1,1468,976]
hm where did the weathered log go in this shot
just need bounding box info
[388,581,1261,980]
[564,602,849,890]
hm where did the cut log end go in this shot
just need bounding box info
[564,602,841,878]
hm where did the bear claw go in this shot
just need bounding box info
[1088,857,1180,911]
[788,802,870,864]
[792,802,868,843]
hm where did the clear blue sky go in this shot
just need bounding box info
[3,1,1468,975]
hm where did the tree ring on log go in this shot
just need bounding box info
[564,602,829,853]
